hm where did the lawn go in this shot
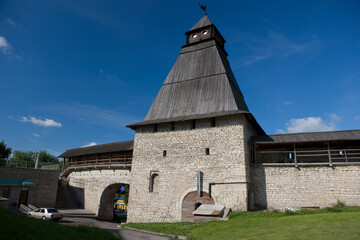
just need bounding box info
[124,206,360,240]
[0,207,117,240]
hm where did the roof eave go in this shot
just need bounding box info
[127,111,266,134]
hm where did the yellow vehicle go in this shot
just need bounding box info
[114,198,127,212]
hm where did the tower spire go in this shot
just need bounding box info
[138,14,249,122]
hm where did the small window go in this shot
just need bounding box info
[289,153,292,159]
[192,34,198,39]
[206,148,210,155]
[202,30,208,36]
[163,150,167,157]
[47,209,58,213]
[211,118,216,127]
[3,187,10,198]
[191,120,196,130]
[149,173,159,193]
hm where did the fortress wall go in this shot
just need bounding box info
[128,115,251,223]
[0,168,59,208]
[67,168,131,215]
[250,165,360,210]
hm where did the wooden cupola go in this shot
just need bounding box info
[184,14,227,55]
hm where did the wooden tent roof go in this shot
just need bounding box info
[59,140,133,158]
[189,14,212,31]
[249,129,360,144]
[139,15,250,124]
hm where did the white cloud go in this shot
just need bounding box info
[0,36,13,54]
[33,133,40,137]
[277,116,337,133]
[43,102,141,131]
[328,113,341,122]
[5,18,16,26]
[244,55,269,66]
[82,142,97,147]
[20,116,62,128]
[354,116,360,122]
[283,101,293,105]
[239,31,320,66]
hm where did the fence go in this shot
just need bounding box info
[0,159,62,171]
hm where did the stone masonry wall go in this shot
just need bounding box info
[0,168,59,209]
[67,168,131,216]
[250,165,360,209]
[128,114,253,223]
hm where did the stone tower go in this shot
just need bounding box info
[127,14,264,223]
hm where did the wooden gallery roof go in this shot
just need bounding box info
[59,140,134,158]
[249,129,360,144]
[127,14,263,133]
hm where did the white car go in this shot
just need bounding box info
[28,208,63,221]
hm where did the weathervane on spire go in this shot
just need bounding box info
[199,3,207,15]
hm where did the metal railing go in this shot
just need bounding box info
[0,159,62,171]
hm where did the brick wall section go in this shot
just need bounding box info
[127,115,253,223]
[250,165,360,209]
[67,168,131,217]
[0,168,59,208]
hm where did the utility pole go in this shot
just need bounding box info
[13,145,16,159]
[35,153,39,169]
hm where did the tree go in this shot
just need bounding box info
[11,150,59,164]
[0,140,12,159]
[123,184,130,205]
[11,151,36,162]
[38,150,59,163]
[115,184,130,205]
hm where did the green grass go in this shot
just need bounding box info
[0,207,117,240]
[124,206,360,240]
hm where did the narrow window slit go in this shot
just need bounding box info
[191,120,196,129]
[154,124,158,132]
[211,118,216,127]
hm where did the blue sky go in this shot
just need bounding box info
[0,0,359,157]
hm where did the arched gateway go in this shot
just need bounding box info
[98,183,127,221]
[181,191,215,221]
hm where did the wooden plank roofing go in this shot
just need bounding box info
[190,14,212,31]
[59,140,133,158]
[141,15,250,124]
[249,129,360,144]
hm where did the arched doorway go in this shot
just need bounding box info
[98,183,129,221]
[181,191,214,221]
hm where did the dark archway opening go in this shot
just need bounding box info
[181,191,214,222]
[98,183,129,222]
[195,202,202,210]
